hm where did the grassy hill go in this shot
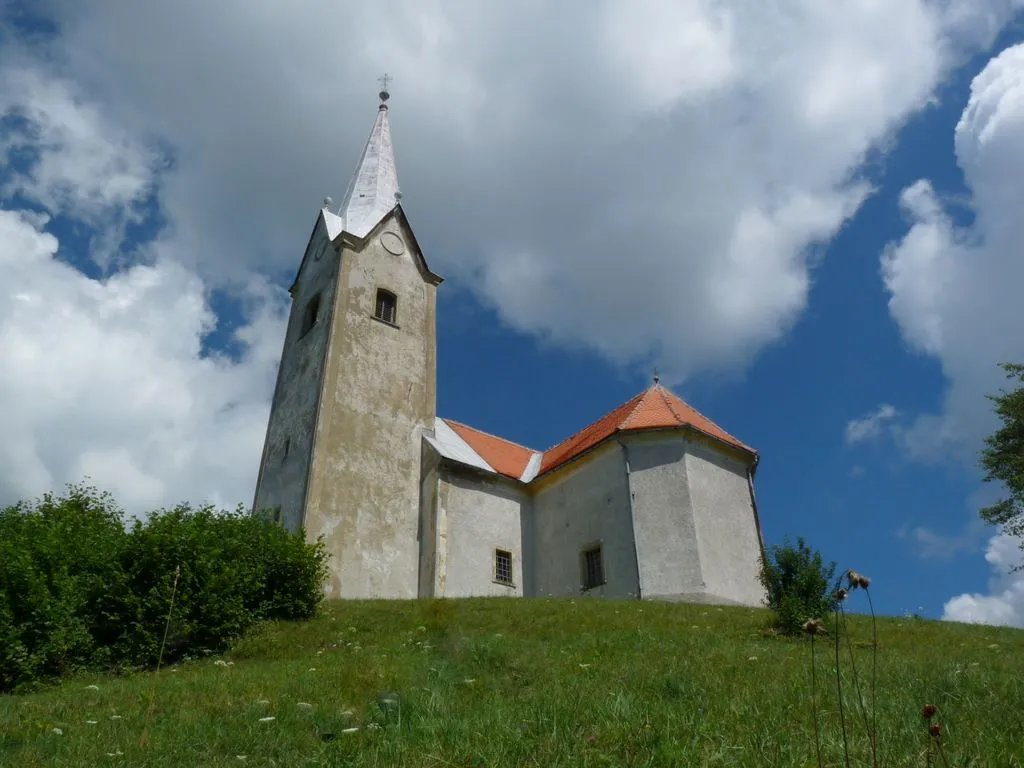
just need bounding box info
[2,597,1022,766]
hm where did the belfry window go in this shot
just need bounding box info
[494,549,513,585]
[300,293,321,336]
[581,545,605,590]
[374,288,397,325]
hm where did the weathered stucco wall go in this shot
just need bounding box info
[626,433,705,599]
[303,213,438,599]
[417,441,441,597]
[627,432,764,607]
[430,465,529,597]
[685,440,766,607]
[252,215,338,533]
[531,443,639,598]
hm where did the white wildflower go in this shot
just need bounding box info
[579,663,591,669]
[106,750,124,757]
[342,727,360,734]
[256,699,270,705]
[296,702,313,710]
[109,715,122,720]
[85,684,100,690]
[259,716,276,722]
[86,720,98,725]
[307,667,317,672]
[236,756,247,761]
[52,727,63,735]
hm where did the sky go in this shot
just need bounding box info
[1,0,1024,626]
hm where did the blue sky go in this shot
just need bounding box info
[2,2,1024,625]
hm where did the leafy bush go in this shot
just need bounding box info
[0,483,328,692]
[0,485,130,689]
[121,503,329,665]
[759,536,837,635]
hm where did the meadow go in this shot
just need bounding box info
[2,596,1023,766]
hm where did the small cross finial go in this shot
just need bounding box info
[378,73,391,105]
[652,367,660,385]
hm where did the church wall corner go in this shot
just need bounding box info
[684,441,767,607]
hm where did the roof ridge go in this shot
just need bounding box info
[655,384,688,425]
[542,390,647,452]
[618,386,659,431]
[442,418,538,453]
[656,385,753,451]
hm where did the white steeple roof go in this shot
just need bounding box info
[336,84,401,239]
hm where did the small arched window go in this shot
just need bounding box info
[374,288,397,325]
[300,293,321,336]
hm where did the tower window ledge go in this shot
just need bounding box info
[370,314,400,330]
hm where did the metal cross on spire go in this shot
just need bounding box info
[378,72,392,105]
[652,366,660,385]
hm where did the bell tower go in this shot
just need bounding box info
[252,83,443,599]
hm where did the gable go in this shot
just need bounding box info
[339,204,442,286]
[289,209,340,294]
[288,204,442,296]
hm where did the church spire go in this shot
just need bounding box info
[336,75,402,238]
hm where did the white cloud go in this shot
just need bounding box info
[882,42,1024,625]
[0,66,162,257]
[883,42,1024,462]
[845,403,900,444]
[0,68,286,513]
[19,0,1024,380]
[943,533,1024,627]
[0,207,287,513]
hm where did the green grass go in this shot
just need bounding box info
[2,597,1023,766]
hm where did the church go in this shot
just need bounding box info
[252,85,768,608]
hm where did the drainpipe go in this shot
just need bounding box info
[745,455,768,598]
[618,439,643,600]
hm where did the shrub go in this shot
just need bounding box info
[759,536,837,635]
[0,484,129,689]
[121,503,329,665]
[0,483,329,692]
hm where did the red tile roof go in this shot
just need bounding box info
[539,383,755,476]
[444,420,536,480]
[443,383,756,483]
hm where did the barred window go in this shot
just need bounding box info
[494,549,513,585]
[374,288,397,325]
[582,545,604,590]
